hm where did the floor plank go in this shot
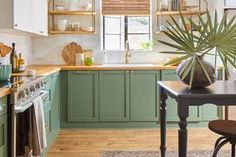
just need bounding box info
[46,129,229,157]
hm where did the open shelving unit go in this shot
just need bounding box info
[48,0,96,35]
[156,0,208,34]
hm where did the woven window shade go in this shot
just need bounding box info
[102,0,150,16]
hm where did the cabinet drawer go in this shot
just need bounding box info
[0,97,7,117]
[0,114,8,155]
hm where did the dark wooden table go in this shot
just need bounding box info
[158,80,236,157]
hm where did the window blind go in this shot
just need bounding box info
[102,0,150,16]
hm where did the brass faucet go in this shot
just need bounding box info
[125,40,131,64]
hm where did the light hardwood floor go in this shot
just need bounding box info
[47,129,229,157]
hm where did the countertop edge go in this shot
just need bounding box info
[1,65,177,98]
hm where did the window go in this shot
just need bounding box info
[103,16,151,50]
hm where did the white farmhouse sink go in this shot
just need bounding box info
[102,63,154,67]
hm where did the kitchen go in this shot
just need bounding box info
[0,0,236,157]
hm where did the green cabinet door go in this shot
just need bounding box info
[130,71,160,121]
[161,70,202,122]
[99,71,129,121]
[0,97,7,117]
[0,114,7,157]
[51,73,60,130]
[68,71,98,122]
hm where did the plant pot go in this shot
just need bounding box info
[0,65,12,81]
[176,59,216,88]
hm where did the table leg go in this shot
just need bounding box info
[178,104,189,157]
[160,88,168,157]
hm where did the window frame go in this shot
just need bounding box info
[103,15,151,51]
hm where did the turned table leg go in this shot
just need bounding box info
[178,103,189,157]
[160,87,168,157]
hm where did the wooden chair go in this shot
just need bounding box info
[208,120,236,157]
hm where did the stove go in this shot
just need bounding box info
[3,75,47,157]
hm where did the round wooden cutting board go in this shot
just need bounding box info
[62,42,83,65]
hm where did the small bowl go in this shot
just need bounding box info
[81,27,94,32]
[55,5,65,11]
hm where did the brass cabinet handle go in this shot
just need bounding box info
[75,71,91,74]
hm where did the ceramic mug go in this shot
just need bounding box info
[57,20,68,31]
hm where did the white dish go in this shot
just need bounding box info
[81,27,94,32]
[55,5,65,11]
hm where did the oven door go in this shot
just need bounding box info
[10,90,48,157]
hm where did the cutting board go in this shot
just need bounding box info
[62,42,83,65]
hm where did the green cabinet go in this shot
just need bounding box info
[44,102,52,137]
[42,72,60,157]
[202,104,221,121]
[51,73,60,130]
[0,97,7,117]
[68,71,98,122]
[99,71,129,121]
[161,70,202,122]
[130,71,160,121]
[0,113,7,157]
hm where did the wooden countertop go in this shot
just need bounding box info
[0,88,11,98]
[0,64,177,98]
[60,65,177,70]
[12,66,61,76]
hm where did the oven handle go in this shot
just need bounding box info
[15,102,33,113]
[15,90,47,113]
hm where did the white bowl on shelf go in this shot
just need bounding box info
[55,5,65,11]
[81,27,94,32]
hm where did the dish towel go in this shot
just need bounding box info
[31,95,47,156]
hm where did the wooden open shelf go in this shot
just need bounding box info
[48,10,96,15]
[156,30,199,35]
[49,31,95,35]
[156,10,206,16]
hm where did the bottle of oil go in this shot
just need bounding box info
[10,43,18,72]
[18,53,25,72]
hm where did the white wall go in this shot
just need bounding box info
[0,33,31,65]
[31,0,222,65]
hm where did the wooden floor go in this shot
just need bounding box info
[46,129,229,157]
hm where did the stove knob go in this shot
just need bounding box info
[30,86,35,93]
[36,83,40,89]
[25,88,30,96]
[17,91,25,101]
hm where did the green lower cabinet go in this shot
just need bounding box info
[202,104,221,121]
[68,71,98,122]
[51,73,60,130]
[130,71,160,121]
[0,114,7,157]
[161,70,202,122]
[0,97,7,117]
[44,102,52,138]
[99,71,129,121]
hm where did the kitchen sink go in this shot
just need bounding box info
[102,63,154,67]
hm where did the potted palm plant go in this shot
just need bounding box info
[158,11,236,88]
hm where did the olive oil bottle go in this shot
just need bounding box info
[10,43,18,72]
[18,53,25,72]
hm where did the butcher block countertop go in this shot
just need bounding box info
[0,88,11,98]
[0,64,177,97]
